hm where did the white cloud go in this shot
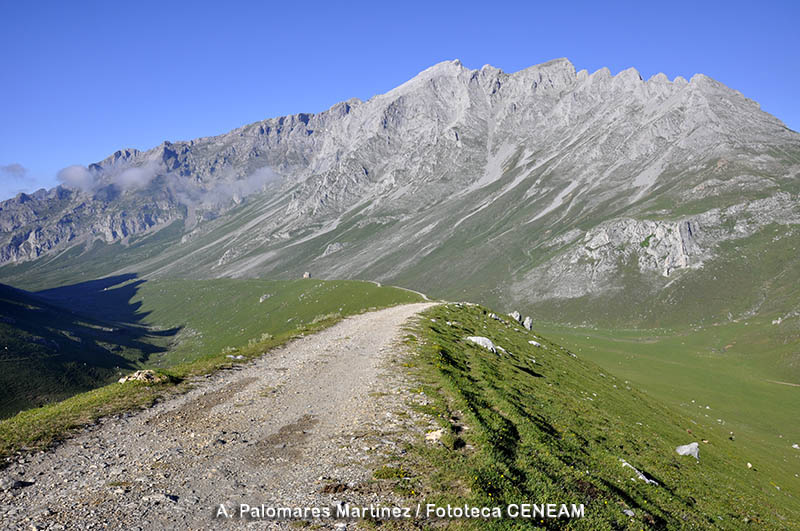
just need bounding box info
[168,166,279,209]
[56,165,96,192]
[47,160,278,208]
[114,162,160,190]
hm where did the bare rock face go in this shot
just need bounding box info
[517,218,703,300]
[515,192,800,301]
[0,181,180,264]
[1,58,799,325]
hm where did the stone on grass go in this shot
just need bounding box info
[675,442,700,460]
[466,336,497,353]
[620,458,659,485]
[425,429,444,443]
[118,370,167,384]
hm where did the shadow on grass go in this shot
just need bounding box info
[0,274,181,417]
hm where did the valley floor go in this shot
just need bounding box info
[0,302,436,530]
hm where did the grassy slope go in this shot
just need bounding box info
[401,303,799,529]
[1,163,796,336]
[521,225,800,332]
[535,319,800,516]
[0,220,186,291]
[0,278,422,461]
[0,313,336,463]
[131,278,423,367]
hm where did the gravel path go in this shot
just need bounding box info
[0,302,437,530]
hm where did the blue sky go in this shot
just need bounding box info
[1,0,798,200]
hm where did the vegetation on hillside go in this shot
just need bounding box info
[535,319,800,511]
[129,278,423,367]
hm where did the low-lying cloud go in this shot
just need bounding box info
[54,159,279,210]
[115,162,160,191]
[167,167,280,221]
[57,161,159,193]
[172,167,278,208]
[56,165,95,192]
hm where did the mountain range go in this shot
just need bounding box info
[1,58,799,330]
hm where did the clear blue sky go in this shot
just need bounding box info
[1,0,798,200]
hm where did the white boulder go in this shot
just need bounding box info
[675,442,700,460]
[466,336,497,353]
[425,429,444,443]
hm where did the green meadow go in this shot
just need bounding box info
[534,319,800,515]
[130,278,423,367]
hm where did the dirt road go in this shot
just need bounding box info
[0,302,437,530]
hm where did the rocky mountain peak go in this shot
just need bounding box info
[615,66,643,83]
[514,57,576,78]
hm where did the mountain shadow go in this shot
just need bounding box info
[36,273,150,324]
[0,274,180,418]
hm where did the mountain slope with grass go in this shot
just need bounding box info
[0,56,798,528]
[403,303,799,529]
[0,303,439,530]
[130,278,425,367]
